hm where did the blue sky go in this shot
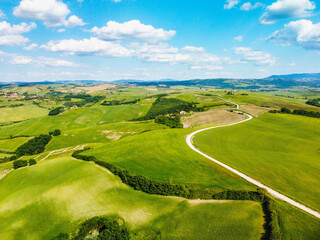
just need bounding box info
[0,0,319,82]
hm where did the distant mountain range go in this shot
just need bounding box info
[266,73,320,81]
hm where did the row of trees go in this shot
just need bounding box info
[15,134,52,157]
[49,107,65,116]
[270,107,320,118]
[13,159,36,169]
[101,99,140,106]
[306,98,320,107]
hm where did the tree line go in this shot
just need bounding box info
[15,134,52,157]
[269,107,320,118]
[306,98,320,107]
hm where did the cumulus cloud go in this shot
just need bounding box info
[234,47,276,66]
[13,0,85,27]
[240,2,265,11]
[267,19,320,50]
[0,21,36,46]
[181,46,205,52]
[89,20,176,42]
[260,0,315,24]
[190,65,223,70]
[224,0,240,9]
[41,37,133,57]
[10,55,33,65]
[23,43,38,50]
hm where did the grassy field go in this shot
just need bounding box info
[0,137,32,151]
[87,128,253,190]
[0,157,264,240]
[194,113,320,211]
[0,104,49,124]
[0,101,154,138]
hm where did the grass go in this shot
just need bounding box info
[0,157,263,240]
[0,137,32,152]
[194,113,320,211]
[87,128,253,190]
[0,102,153,138]
[0,104,49,124]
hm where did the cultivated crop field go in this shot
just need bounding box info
[0,83,319,239]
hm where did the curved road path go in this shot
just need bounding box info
[186,98,320,219]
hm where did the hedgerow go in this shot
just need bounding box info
[15,134,52,157]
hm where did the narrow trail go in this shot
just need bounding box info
[186,98,320,219]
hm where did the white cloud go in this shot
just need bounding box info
[57,28,65,33]
[23,43,38,50]
[0,10,5,18]
[234,35,243,42]
[0,21,36,46]
[89,20,176,42]
[41,37,133,57]
[191,65,223,70]
[260,0,315,24]
[240,2,265,11]
[224,0,240,9]
[10,55,33,65]
[234,47,276,66]
[267,19,320,50]
[181,46,205,52]
[13,0,85,27]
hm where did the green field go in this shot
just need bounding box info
[194,113,320,211]
[0,104,49,124]
[0,157,264,240]
[0,137,32,152]
[87,128,253,190]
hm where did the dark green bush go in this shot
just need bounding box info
[73,216,130,240]
[13,160,28,169]
[51,233,69,240]
[155,115,183,128]
[28,159,37,166]
[49,129,61,136]
[49,107,65,116]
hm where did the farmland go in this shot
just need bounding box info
[0,82,319,239]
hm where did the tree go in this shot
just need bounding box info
[29,159,37,166]
[13,160,28,169]
[49,129,61,136]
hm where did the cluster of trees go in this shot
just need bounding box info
[306,98,320,107]
[0,155,17,164]
[53,215,130,240]
[155,115,183,128]
[135,96,203,121]
[101,99,140,106]
[15,134,52,157]
[49,107,65,116]
[269,107,320,118]
[49,129,61,136]
[12,159,36,169]
[72,149,190,198]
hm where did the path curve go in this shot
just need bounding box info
[186,99,320,219]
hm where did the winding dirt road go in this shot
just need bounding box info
[186,99,320,219]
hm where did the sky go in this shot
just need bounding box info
[0,0,319,82]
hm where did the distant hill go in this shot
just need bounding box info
[267,73,320,81]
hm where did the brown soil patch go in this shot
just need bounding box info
[240,104,271,117]
[182,109,246,128]
[77,84,116,94]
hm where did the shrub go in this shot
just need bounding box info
[28,159,37,166]
[73,216,130,240]
[49,107,65,116]
[155,115,183,128]
[49,129,61,136]
[51,233,69,240]
[13,160,28,169]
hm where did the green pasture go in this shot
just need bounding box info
[0,157,263,240]
[194,113,320,211]
[87,128,253,190]
[0,104,48,124]
[0,137,32,151]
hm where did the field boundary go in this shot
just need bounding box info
[186,98,320,219]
